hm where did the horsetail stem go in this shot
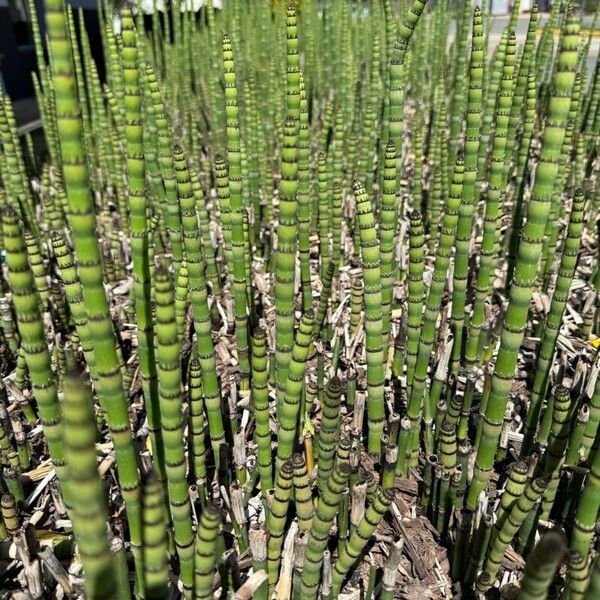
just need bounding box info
[194,502,222,600]
[517,530,566,600]
[300,461,351,599]
[275,310,314,473]
[43,0,143,581]
[401,157,465,473]
[141,472,169,600]
[353,180,384,455]
[3,210,67,495]
[153,264,194,592]
[251,328,273,493]
[62,371,114,600]
[1,2,598,598]
[523,188,585,455]
[468,13,581,509]
[174,144,224,467]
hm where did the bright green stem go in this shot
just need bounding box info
[353,180,384,455]
[62,372,114,600]
[153,265,194,593]
[467,15,580,509]
[43,0,143,582]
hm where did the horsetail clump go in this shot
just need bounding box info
[0,0,599,598]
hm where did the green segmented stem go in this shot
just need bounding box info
[564,403,589,469]
[292,453,314,531]
[387,41,404,173]
[397,0,429,65]
[538,0,559,66]
[506,5,538,174]
[331,182,343,270]
[360,36,380,196]
[427,90,445,254]
[220,141,251,378]
[191,171,221,295]
[350,280,363,334]
[70,28,94,196]
[141,473,169,600]
[317,152,330,278]
[539,386,572,520]
[382,0,394,80]
[353,180,384,455]
[215,153,233,270]
[275,115,299,402]
[476,477,547,594]
[405,209,425,389]
[539,74,582,293]
[380,141,398,349]
[437,422,457,472]
[297,74,312,311]
[402,158,464,472]
[122,12,162,492]
[62,372,114,600]
[14,348,29,392]
[145,64,184,273]
[0,493,19,537]
[40,165,65,231]
[194,502,222,600]
[153,264,194,593]
[13,3,600,595]
[449,6,484,374]
[3,211,67,496]
[0,96,34,229]
[467,14,580,509]
[275,310,314,472]
[174,145,224,467]
[523,189,584,455]
[492,460,529,544]
[517,530,566,600]
[506,69,538,288]
[251,328,273,493]
[317,377,342,493]
[0,424,15,464]
[222,35,251,388]
[464,510,494,586]
[43,0,143,577]
[571,422,600,567]
[188,358,207,484]
[5,463,25,505]
[329,107,344,202]
[24,233,49,309]
[465,32,516,365]
[0,295,21,360]
[104,21,125,123]
[448,6,470,171]
[175,261,188,345]
[300,462,351,600]
[14,431,30,476]
[334,436,352,469]
[477,28,508,190]
[584,553,600,600]
[564,550,592,600]
[3,467,23,505]
[331,488,394,597]
[286,4,300,120]
[266,459,294,587]
[313,261,336,339]
[242,78,260,246]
